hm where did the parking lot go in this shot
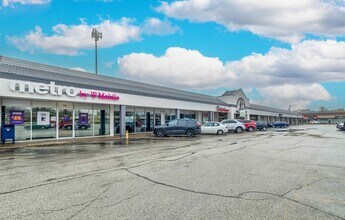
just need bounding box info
[0,124,344,219]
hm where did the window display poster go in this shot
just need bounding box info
[10,110,25,125]
[79,113,89,125]
[37,111,50,125]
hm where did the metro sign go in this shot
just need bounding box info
[9,80,120,102]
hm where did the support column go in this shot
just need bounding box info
[176,109,180,119]
[258,115,261,121]
[197,111,202,122]
[56,109,59,138]
[110,105,114,136]
[120,105,126,138]
[209,111,214,121]
[161,112,165,125]
[0,98,2,141]
[72,109,75,138]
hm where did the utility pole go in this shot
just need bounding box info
[91,28,102,74]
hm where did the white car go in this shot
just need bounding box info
[201,122,228,135]
[220,119,246,133]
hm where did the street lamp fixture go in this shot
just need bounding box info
[91,28,102,74]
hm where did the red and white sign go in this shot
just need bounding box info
[216,106,230,113]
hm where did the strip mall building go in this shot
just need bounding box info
[0,56,302,142]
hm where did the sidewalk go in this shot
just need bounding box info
[0,133,159,149]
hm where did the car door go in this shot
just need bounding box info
[227,120,237,130]
[202,122,213,134]
[176,119,188,135]
[165,120,178,135]
[213,123,221,133]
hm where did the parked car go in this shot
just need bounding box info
[255,121,268,131]
[153,119,201,137]
[220,119,246,133]
[309,120,321,124]
[59,121,91,130]
[238,120,257,132]
[115,122,134,133]
[272,121,289,128]
[336,122,344,130]
[25,122,51,130]
[201,122,228,135]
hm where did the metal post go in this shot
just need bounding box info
[91,28,102,75]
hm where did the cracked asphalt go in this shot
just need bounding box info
[0,124,344,219]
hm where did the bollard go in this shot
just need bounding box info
[125,130,129,139]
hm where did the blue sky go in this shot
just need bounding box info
[1,0,344,110]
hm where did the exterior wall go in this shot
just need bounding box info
[0,79,218,112]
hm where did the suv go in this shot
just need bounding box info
[220,119,246,133]
[153,119,201,137]
[238,120,257,132]
[255,121,268,131]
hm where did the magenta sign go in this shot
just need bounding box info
[79,90,120,101]
[10,110,25,125]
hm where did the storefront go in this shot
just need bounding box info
[0,56,302,142]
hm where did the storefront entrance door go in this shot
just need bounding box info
[58,109,73,138]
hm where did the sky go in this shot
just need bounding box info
[1,0,345,111]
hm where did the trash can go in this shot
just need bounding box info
[1,124,15,144]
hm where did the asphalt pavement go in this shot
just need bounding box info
[0,125,344,219]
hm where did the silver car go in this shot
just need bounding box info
[220,119,246,133]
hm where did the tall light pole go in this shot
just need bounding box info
[91,28,102,74]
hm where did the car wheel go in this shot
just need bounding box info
[217,130,224,135]
[248,127,254,132]
[235,127,243,133]
[263,126,267,131]
[186,129,195,137]
[81,125,86,129]
[66,125,72,130]
[40,126,46,130]
[156,129,165,137]
[283,125,287,128]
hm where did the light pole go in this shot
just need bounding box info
[91,28,102,74]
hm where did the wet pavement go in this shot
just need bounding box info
[0,125,344,219]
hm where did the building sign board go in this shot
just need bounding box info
[9,80,120,102]
[216,106,230,113]
[10,110,25,125]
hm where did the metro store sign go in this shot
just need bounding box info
[9,80,120,102]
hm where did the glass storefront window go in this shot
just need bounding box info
[126,111,135,133]
[154,111,161,126]
[32,107,56,140]
[135,111,145,132]
[3,106,31,141]
[58,109,73,138]
[93,110,110,136]
[74,109,93,137]
[114,110,120,134]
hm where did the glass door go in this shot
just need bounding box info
[58,109,73,138]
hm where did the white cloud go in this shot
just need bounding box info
[8,18,141,56]
[103,60,115,68]
[118,40,345,108]
[8,17,180,56]
[118,47,232,88]
[142,18,181,36]
[70,67,87,72]
[156,0,345,43]
[2,0,50,7]
[257,84,332,109]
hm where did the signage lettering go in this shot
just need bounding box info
[9,80,120,102]
[10,81,78,97]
